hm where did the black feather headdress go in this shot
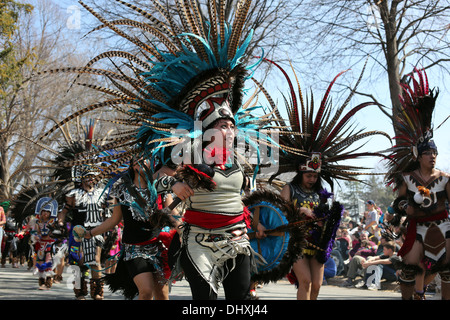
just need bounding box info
[261,59,391,189]
[7,120,125,223]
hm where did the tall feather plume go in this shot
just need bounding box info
[113,0,172,36]
[310,70,348,145]
[208,0,219,60]
[317,59,368,148]
[179,0,209,62]
[385,68,439,189]
[263,58,300,133]
[23,0,294,203]
[7,119,126,217]
[227,0,251,59]
[84,22,178,55]
[78,1,164,61]
[218,0,226,48]
[190,0,207,41]
[265,60,391,189]
[38,99,135,141]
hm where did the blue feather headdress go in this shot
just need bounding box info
[32,0,282,182]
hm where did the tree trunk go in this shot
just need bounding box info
[0,135,11,200]
[378,0,402,133]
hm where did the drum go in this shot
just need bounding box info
[243,189,307,283]
[248,202,290,272]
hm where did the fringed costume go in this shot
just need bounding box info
[157,163,257,299]
[1,217,19,268]
[385,68,450,299]
[9,183,68,281]
[51,125,113,300]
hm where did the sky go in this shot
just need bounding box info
[46,0,450,187]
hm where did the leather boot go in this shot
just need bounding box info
[54,274,63,284]
[45,276,53,289]
[38,278,46,290]
[90,278,104,300]
[74,278,88,300]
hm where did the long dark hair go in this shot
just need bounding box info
[128,158,153,186]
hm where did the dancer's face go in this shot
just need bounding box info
[82,175,95,190]
[418,149,437,170]
[301,172,318,190]
[40,210,51,221]
[211,119,236,150]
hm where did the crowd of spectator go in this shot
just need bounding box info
[324,200,404,291]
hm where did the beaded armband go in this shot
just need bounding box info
[155,176,177,193]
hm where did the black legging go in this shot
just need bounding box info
[180,249,251,300]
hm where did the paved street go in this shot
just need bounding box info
[0,264,412,300]
[1,265,445,319]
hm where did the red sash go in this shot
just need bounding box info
[184,207,251,229]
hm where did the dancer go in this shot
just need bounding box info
[153,161,182,296]
[280,161,327,300]
[33,0,284,300]
[385,68,450,300]
[10,189,54,272]
[156,117,262,300]
[7,119,118,298]
[27,197,58,290]
[264,60,391,300]
[58,170,109,300]
[1,216,19,268]
[85,158,173,300]
[0,205,5,261]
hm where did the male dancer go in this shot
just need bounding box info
[58,172,109,300]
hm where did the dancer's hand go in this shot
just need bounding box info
[300,207,315,219]
[84,229,93,239]
[256,223,267,239]
[172,182,194,200]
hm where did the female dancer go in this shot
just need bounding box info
[281,164,324,300]
[28,197,58,290]
[156,115,260,300]
[264,60,390,300]
[85,158,175,300]
[396,146,450,299]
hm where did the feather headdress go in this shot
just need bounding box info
[34,0,280,181]
[385,68,439,189]
[7,120,125,223]
[263,59,391,189]
[9,183,49,227]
